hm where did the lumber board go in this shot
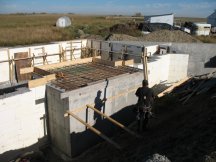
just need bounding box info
[14,52,32,82]
[20,67,34,74]
[157,77,191,98]
[20,56,101,74]
[28,74,56,88]
[92,58,122,67]
[122,59,134,66]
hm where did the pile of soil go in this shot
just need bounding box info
[142,30,201,43]
[106,33,139,41]
[106,30,201,43]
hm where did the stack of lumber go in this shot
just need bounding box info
[158,71,216,104]
[172,71,216,104]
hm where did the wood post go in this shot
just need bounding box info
[7,49,12,83]
[86,104,141,138]
[70,42,73,61]
[66,110,121,150]
[59,44,62,62]
[142,47,148,80]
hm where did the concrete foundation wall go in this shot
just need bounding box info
[168,53,189,82]
[0,39,87,83]
[46,86,71,157]
[147,54,171,86]
[108,41,216,76]
[134,53,189,86]
[171,43,216,75]
[47,72,143,157]
[0,85,47,161]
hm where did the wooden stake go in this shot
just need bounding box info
[7,49,12,83]
[66,111,121,150]
[142,47,148,80]
[86,104,141,138]
[59,44,62,62]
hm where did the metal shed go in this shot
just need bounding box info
[207,10,216,27]
[144,13,174,26]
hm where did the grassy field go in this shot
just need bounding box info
[0,14,123,46]
[0,14,215,47]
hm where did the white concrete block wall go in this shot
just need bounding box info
[146,45,159,56]
[101,42,110,60]
[147,54,171,87]
[168,54,189,82]
[135,53,189,87]
[0,85,46,155]
[0,39,87,83]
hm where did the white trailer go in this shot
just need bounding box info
[191,23,211,36]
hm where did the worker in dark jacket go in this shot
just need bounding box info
[135,79,154,132]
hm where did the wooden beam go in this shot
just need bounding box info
[86,104,141,138]
[66,111,121,150]
[39,56,101,70]
[92,58,122,67]
[157,77,191,98]
[20,56,101,74]
[28,74,56,88]
[142,47,148,80]
[20,67,34,75]
[122,59,134,66]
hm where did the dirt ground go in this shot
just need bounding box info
[65,87,216,162]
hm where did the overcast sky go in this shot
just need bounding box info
[0,0,215,17]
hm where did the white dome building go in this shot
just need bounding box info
[56,16,72,28]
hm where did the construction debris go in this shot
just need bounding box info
[169,71,216,104]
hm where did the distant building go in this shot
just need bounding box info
[144,13,174,26]
[56,16,72,28]
[207,10,216,27]
[191,23,211,36]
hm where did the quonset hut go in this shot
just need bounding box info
[56,16,72,28]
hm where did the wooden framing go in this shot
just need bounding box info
[23,56,137,88]
[20,56,101,74]
[65,110,121,149]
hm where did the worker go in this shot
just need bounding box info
[135,79,154,132]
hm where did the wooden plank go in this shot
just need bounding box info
[122,59,134,66]
[40,56,101,70]
[92,58,122,67]
[157,77,191,98]
[86,104,141,138]
[20,56,101,74]
[20,67,34,74]
[14,52,32,82]
[65,111,121,150]
[28,74,56,88]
